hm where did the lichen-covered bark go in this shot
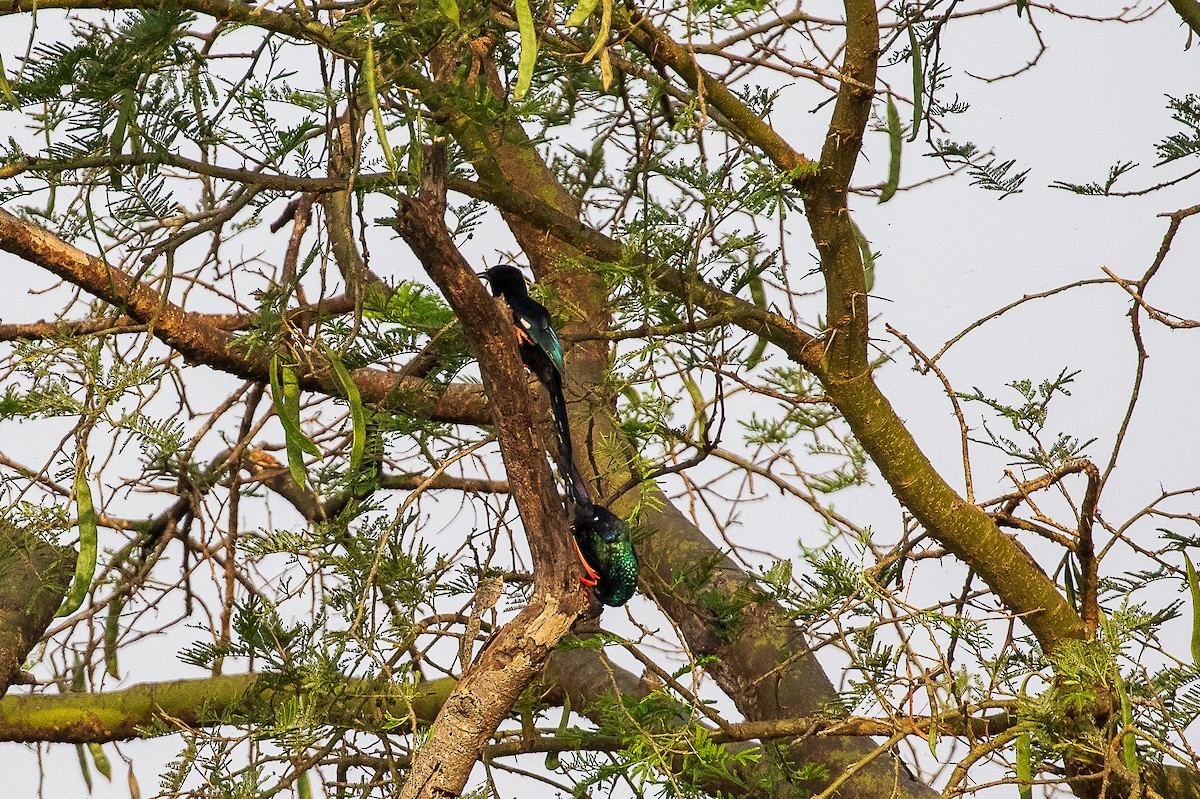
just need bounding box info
[0,672,455,742]
[0,521,75,697]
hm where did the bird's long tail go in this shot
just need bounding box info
[544,369,571,462]
[564,457,593,509]
[543,369,592,508]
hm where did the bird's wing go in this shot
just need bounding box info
[516,312,565,375]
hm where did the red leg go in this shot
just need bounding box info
[572,538,600,587]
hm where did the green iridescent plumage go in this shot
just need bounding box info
[573,503,639,607]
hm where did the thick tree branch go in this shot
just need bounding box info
[0,0,354,56]
[0,207,490,426]
[0,296,359,341]
[1167,0,1200,38]
[0,672,455,743]
[429,47,934,799]
[5,663,1195,797]
[391,143,585,799]
[803,0,877,377]
[0,153,346,193]
[0,666,1003,743]
[244,448,508,523]
[322,111,391,306]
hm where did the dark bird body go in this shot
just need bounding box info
[482,265,571,460]
[565,456,638,607]
[481,264,638,607]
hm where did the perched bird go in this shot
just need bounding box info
[564,457,639,607]
[481,265,565,375]
[480,264,571,461]
[481,263,639,606]
[572,500,639,607]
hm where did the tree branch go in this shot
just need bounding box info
[1167,0,1200,38]
[0,671,455,742]
[391,142,585,799]
[0,207,490,426]
[244,448,508,523]
[0,0,354,57]
[0,152,347,193]
[0,296,359,341]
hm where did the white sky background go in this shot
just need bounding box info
[2,1,1199,797]
[861,13,1200,533]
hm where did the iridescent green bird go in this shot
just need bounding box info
[480,264,572,462]
[480,263,639,606]
[565,456,638,607]
[571,500,639,607]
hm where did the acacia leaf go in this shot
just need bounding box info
[270,354,321,488]
[438,0,460,27]
[582,0,612,64]
[105,594,121,678]
[1185,552,1200,664]
[848,215,876,291]
[745,272,769,368]
[564,0,600,27]
[89,743,112,781]
[907,23,924,142]
[325,344,366,473]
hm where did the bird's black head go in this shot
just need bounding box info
[481,264,529,300]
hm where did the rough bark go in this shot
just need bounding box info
[390,144,586,799]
